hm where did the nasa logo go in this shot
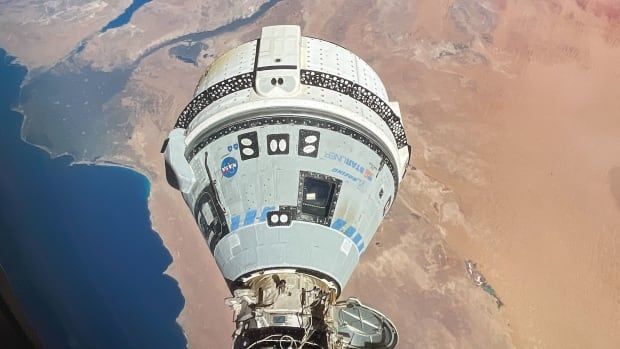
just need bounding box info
[220,157,238,178]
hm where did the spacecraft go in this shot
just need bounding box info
[163,25,410,348]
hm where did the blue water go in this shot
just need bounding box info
[101,0,152,33]
[0,49,186,349]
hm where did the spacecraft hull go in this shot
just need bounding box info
[164,25,409,349]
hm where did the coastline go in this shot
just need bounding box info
[9,0,282,174]
[6,1,620,347]
[10,100,154,186]
[0,4,283,345]
[1,49,189,348]
[6,3,514,345]
[6,0,284,184]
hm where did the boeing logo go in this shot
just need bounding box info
[324,152,373,181]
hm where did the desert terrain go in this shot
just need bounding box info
[2,0,620,348]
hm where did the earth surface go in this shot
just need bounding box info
[1,0,620,348]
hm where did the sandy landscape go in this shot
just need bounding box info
[0,0,132,69]
[2,0,620,348]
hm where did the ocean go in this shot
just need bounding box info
[0,49,186,349]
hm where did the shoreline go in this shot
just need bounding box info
[10,101,155,185]
[1,49,189,348]
[5,0,285,185]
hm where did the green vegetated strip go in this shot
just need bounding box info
[19,0,282,163]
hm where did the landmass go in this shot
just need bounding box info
[2,0,620,348]
[0,0,132,69]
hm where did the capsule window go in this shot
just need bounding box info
[238,131,259,160]
[267,210,293,227]
[194,187,230,252]
[266,134,289,155]
[301,177,336,217]
[298,129,320,157]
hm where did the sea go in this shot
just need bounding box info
[0,1,284,347]
[0,48,186,349]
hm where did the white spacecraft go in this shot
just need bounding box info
[164,25,410,348]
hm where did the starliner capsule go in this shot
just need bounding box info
[163,25,410,349]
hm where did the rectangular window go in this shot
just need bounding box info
[297,171,342,226]
[301,177,336,217]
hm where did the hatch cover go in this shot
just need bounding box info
[334,298,398,349]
